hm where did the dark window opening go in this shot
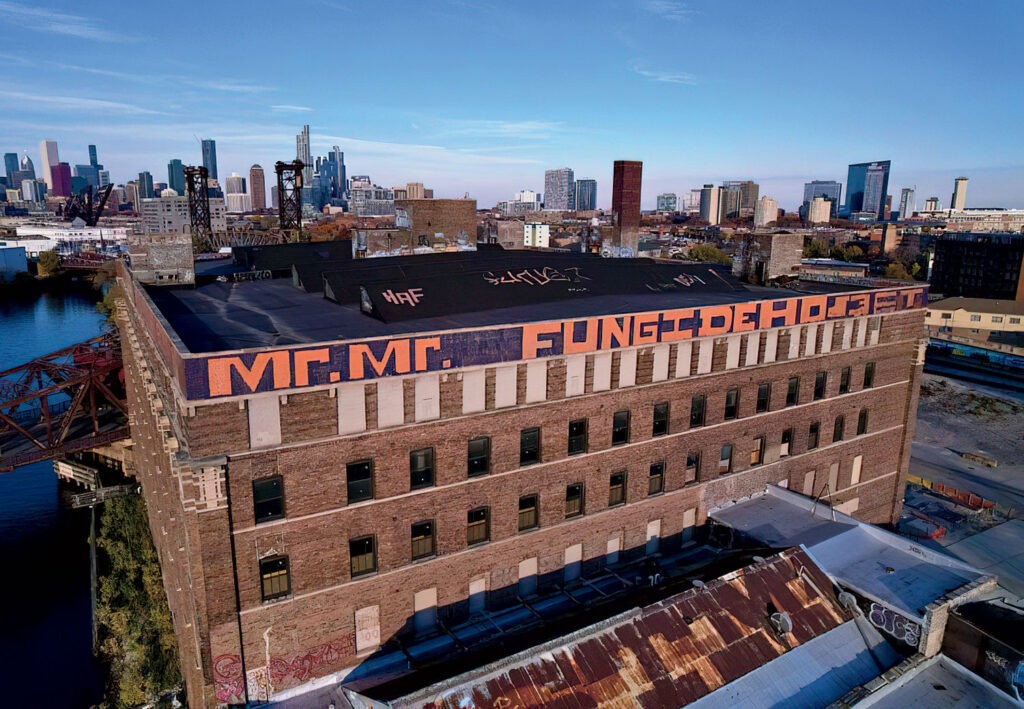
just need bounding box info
[346,461,373,503]
[253,476,284,524]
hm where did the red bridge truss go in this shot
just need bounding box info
[0,333,128,472]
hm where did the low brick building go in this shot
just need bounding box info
[116,246,927,706]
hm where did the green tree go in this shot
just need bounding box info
[96,495,182,708]
[885,262,912,280]
[803,238,829,258]
[688,243,731,264]
[37,250,61,277]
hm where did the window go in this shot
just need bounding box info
[941,312,952,320]
[756,383,771,413]
[814,371,827,400]
[649,462,665,495]
[857,409,869,435]
[467,507,490,545]
[410,448,435,490]
[863,362,875,388]
[809,421,820,450]
[568,419,588,456]
[253,476,284,523]
[518,495,538,531]
[565,483,584,518]
[260,556,290,601]
[719,445,733,474]
[839,367,851,394]
[833,415,845,442]
[346,461,373,503]
[751,437,765,466]
[724,388,739,420]
[467,437,490,477]
[685,452,701,483]
[1011,317,1021,325]
[786,377,800,407]
[611,410,630,446]
[608,472,627,506]
[520,427,540,466]
[652,402,669,437]
[992,316,1004,323]
[690,394,706,428]
[970,314,981,322]
[349,536,376,577]
[411,520,435,559]
[781,429,793,457]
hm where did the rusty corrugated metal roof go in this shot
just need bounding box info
[400,548,848,709]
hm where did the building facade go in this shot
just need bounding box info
[951,177,969,212]
[808,196,832,225]
[930,232,1024,301]
[657,193,678,212]
[249,165,266,212]
[168,159,186,196]
[523,222,550,248]
[844,161,891,219]
[898,188,915,221]
[296,126,312,184]
[754,196,779,227]
[544,168,575,211]
[140,195,227,235]
[39,140,59,190]
[699,184,721,225]
[201,139,218,181]
[575,179,597,211]
[803,182,842,217]
[117,249,927,706]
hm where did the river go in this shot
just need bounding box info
[0,290,107,707]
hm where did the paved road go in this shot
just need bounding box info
[910,440,1024,515]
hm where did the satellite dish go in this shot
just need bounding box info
[769,612,794,634]
[692,580,706,589]
[752,555,765,563]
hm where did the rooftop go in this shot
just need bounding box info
[709,486,987,621]
[144,246,832,354]
[850,654,1019,708]
[350,548,865,709]
[928,297,1024,317]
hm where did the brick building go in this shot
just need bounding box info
[930,232,1024,301]
[116,246,927,705]
[611,160,642,256]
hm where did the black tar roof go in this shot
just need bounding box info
[146,246,850,354]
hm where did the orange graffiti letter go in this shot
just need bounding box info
[208,351,291,397]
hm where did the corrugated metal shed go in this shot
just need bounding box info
[380,548,850,709]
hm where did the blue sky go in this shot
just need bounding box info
[2,0,1022,210]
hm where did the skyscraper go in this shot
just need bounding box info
[138,171,155,200]
[98,170,110,188]
[543,168,574,210]
[39,140,59,190]
[406,182,425,199]
[898,188,915,221]
[168,159,185,195]
[4,153,18,181]
[951,177,968,212]
[250,164,266,211]
[328,146,345,201]
[88,144,99,167]
[721,180,759,216]
[296,125,312,184]
[50,162,72,197]
[699,184,721,225]
[802,180,842,218]
[202,139,218,180]
[225,172,246,195]
[719,184,743,219]
[612,160,642,255]
[753,196,778,227]
[924,197,940,211]
[844,160,890,219]
[656,193,678,212]
[575,179,597,210]
[75,164,99,189]
[20,153,35,179]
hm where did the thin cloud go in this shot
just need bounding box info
[0,90,162,115]
[438,119,565,139]
[631,65,697,85]
[639,0,694,22]
[0,1,137,42]
[271,105,314,112]
[178,78,272,93]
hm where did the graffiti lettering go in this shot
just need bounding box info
[192,286,928,400]
[382,287,424,307]
[868,602,921,646]
[483,266,590,287]
[213,654,245,704]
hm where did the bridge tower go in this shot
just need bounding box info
[184,165,213,253]
[275,160,305,242]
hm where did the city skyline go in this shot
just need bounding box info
[1,1,1022,209]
